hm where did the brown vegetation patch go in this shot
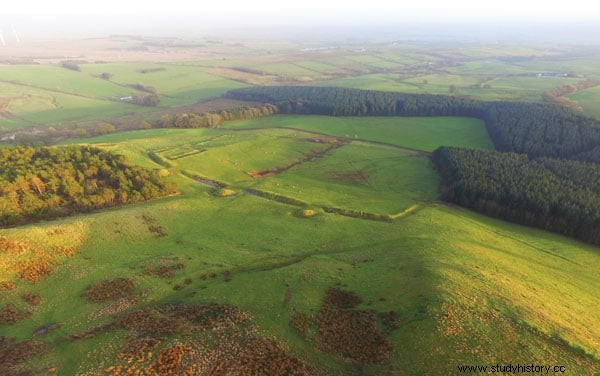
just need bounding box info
[106,302,310,375]
[16,257,54,283]
[118,303,251,337]
[150,342,193,375]
[84,278,135,302]
[379,311,402,332]
[0,282,16,291]
[317,306,391,364]
[148,225,168,237]
[0,304,31,325]
[21,293,42,306]
[192,335,311,375]
[290,311,314,339]
[248,169,274,178]
[117,336,161,363]
[2,235,78,285]
[543,78,600,110]
[0,237,31,255]
[52,245,76,257]
[0,336,46,376]
[119,309,186,335]
[316,288,392,364]
[88,296,139,321]
[158,303,250,332]
[437,303,467,337]
[0,97,22,119]
[142,214,168,237]
[143,262,185,279]
[141,214,155,224]
[323,288,362,309]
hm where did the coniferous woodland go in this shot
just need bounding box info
[0,146,176,226]
[226,86,600,244]
[433,148,600,245]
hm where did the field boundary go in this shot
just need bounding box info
[247,141,346,178]
[180,170,229,188]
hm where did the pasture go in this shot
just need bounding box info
[1,38,600,374]
[1,113,599,374]
[0,63,245,130]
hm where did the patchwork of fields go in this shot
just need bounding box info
[0,63,245,129]
[2,41,600,132]
[1,38,600,374]
[1,114,599,374]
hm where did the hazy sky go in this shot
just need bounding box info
[1,0,599,22]
[0,0,598,41]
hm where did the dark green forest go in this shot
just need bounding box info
[0,146,176,226]
[226,86,600,245]
[433,148,600,245]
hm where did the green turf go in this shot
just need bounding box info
[250,142,439,215]
[173,130,334,184]
[219,114,493,152]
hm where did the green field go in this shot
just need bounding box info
[220,115,494,151]
[324,73,581,102]
[0,63,245,129]
[1,112,599,375]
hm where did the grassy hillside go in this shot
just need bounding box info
[1,115,599,374]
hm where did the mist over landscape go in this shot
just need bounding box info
[0,1,599,375]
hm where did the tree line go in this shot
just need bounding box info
[0,146,176,226]
[432,147,600,245]
[2,105,278,144]
[158,104,277,128]
[225,86,600,162]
